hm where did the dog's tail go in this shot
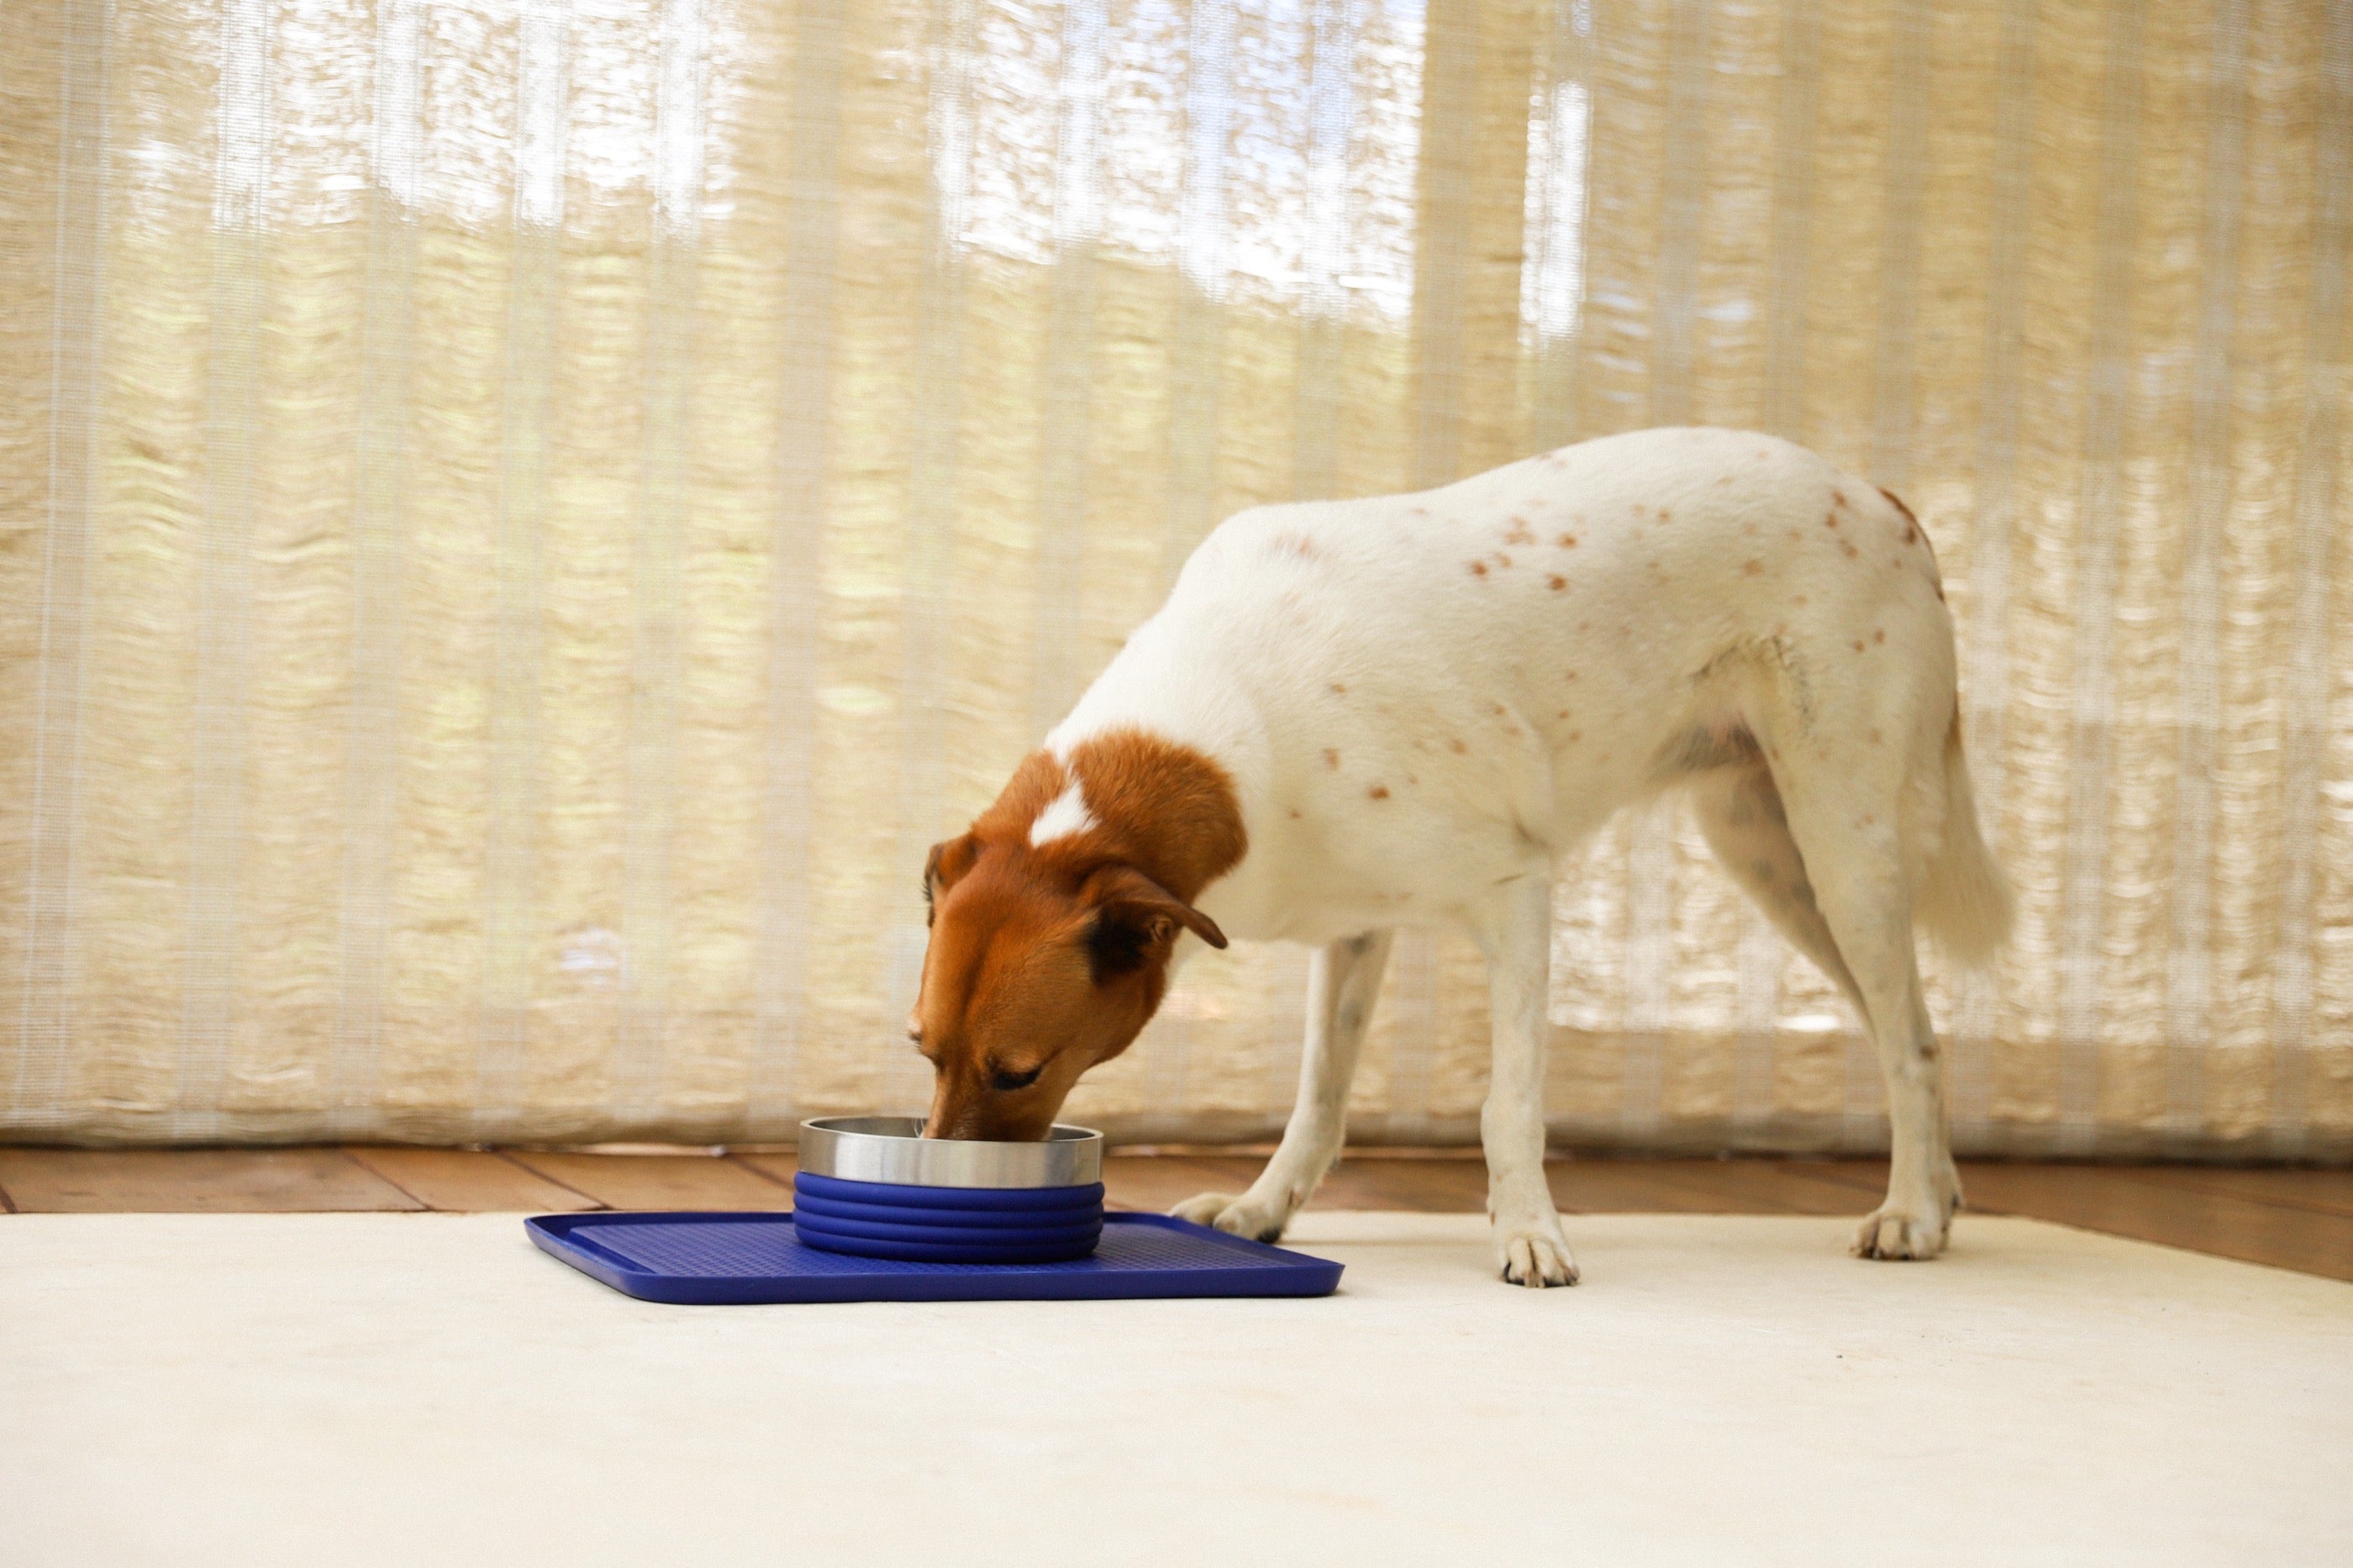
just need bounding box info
[1915,714,2013,968]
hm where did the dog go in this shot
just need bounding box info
[908,426,2013,1286]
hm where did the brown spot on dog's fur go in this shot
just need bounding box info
[1824,512,1840,529]
[1657,509,1671,524]
[1840,540,1858,558]
[1449,737,1467,754]
[1853,640,1866,652]
[1869,728,1882,745]
[1503,518,1535,545]
[1468,560,1488,577]
[1323,748,1340,769]
[1329,682,1347,695]
[1833,489,1848,507]
[1744,559,1764,576]
[1495,553,1513,569]
[1873,629,1886,644]
[1287,808,1302,818]
[1556,533,1579,549]
[1548,574,1567,590]
[1367,784,1389,800]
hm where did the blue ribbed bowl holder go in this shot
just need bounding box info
[790,1170,1107,1263]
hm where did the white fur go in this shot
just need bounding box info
[1053,427,2010,1283]
[1028,777,1097,846]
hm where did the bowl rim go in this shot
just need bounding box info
[797,1113,1104,1189]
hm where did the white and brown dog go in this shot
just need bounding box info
[910,426,2012,1286]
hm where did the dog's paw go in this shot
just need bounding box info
[1170,1191,1290,1245]
[1851,1205,1950,1260]
[1493,1216,1579,1288]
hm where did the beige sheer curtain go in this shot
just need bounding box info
[4,0,2348,1156]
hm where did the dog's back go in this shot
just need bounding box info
[1061,425,2002,958]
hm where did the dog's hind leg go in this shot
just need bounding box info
[1688,766,1866,1020]
[1172,929,1392,1243]
[1752,735,1962,1260]
[1477,875,1577,1286]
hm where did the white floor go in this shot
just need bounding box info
[4,1210,2348,1567]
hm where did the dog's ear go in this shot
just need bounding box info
[1081,866,1226,980]
[923,833,981,923]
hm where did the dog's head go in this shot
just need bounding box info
[908,734,1245,1141]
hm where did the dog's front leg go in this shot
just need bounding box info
[1172,929,1392,1243]
[1480,876,1577,1286]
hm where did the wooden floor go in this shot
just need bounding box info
[1,1144,2347,1282]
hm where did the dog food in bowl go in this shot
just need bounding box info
[792,1116,1106,1263]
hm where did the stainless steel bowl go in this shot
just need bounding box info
[797,1115,1103,1189]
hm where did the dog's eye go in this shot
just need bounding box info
[988,1066,1042,1093]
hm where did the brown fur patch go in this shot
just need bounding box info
[914,730,1247,1140]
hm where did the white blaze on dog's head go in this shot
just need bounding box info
[1027,776,1097,846]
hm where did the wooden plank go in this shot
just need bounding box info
[1319,1157,1488,1212]
[505,1151,790,1212]
[729,1152,800,1189]
[1960,1164,2353,1282]
[341,1148,601,1213]
[2112,1165,2353,1219]
[1595,1160,1879,1215]
[1103,1155,1262,1213]
[1549,1160,1745,1213]
[0,1148,423,1213]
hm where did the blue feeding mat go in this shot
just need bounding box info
[526,1210,1345,1305]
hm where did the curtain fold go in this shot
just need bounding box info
[3,0,2349,1156]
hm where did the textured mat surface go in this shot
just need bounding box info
[5,1212,2348,1567]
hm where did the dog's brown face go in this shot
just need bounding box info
[912,832,1224,1140]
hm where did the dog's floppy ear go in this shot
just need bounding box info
[1081,866,1226,980]
[923,833,981,923]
